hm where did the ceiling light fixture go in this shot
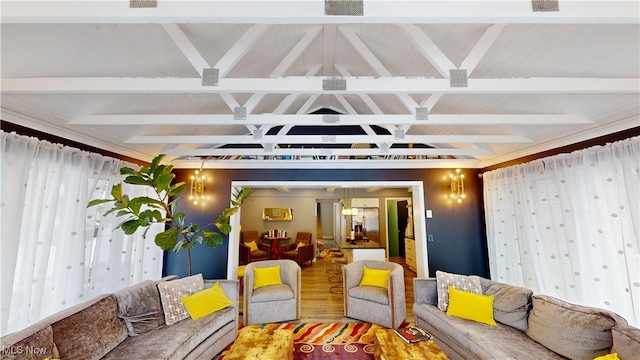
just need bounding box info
[189,161,206,206]
[450,168,466,203]
[341,187,358,216]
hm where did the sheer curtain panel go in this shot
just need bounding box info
[483,136,639,326]
[0,131,163,335]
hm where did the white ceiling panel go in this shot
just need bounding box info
[1,0,638,169]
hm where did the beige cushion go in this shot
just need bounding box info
[435,270,482,311]
[0,323,58,360]
[526,295,626,360]
[611,324,640,360]
[157,274,204,325]
[51,294,128,360]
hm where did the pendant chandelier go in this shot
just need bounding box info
[341,187,358,216]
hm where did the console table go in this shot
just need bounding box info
[262,236,291,259]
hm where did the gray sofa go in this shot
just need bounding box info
[0,276,239,360]
[413,276,640,360]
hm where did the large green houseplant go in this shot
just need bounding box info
[88,154,252,276]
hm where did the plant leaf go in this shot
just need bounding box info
[155,228,179,251]
[204,230,223,248]
[121,218,144,235]
[124,175,150,186]
[87,198,112,208]
[155,173,175,193]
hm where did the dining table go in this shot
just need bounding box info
[262,235,291,259]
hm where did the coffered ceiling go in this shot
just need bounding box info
[1,1,638,169]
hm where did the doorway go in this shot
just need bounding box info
[386,198,410,258]
[227,181,429,279]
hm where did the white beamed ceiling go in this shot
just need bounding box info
[1,0,639,169]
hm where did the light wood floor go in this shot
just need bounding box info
[239,257,416,324]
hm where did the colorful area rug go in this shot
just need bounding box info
[219,322,385,359]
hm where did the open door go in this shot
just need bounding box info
[396,200,408,258]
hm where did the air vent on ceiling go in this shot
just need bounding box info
[234,107,247,120]
[325,0,364,16]
[322,115,340,123]
[129,0,157,8]
[532,0,559,12]
[415,107,429,120]
[323,79,347,91]
[202,68,219,86]
[450,69,468,87]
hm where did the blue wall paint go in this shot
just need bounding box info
[164,168,489,279]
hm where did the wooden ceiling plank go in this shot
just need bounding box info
[244,26,321,112]
[335,65,383,115]
[215,24,270,78]
[398,24,456,78]
[125,134,532,144]
[72,114,592,126]
[272,65,322,114]
[460,23,507,76]
[339,26,419,111]
[161,23,209,77]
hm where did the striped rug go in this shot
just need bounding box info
[219,322,386,359]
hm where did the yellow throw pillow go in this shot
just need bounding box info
[181,282,233,320]
[446,286,497,326]
[246,240,258,252]
[253,265,283,289]
[359,266,391,289]
[295,242,305,250]
[593,353,620,360]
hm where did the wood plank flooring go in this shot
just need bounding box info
[239,257,416,324]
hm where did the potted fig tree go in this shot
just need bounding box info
[88,154,252,275]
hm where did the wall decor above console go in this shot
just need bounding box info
[262,207,293,221]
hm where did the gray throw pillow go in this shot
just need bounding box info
[435,270,482,311]
[480,278,532,332]
[113,279,165,336]
[525,295,627,360]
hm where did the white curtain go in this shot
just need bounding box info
[483,136,639,327]
[1,131,164,335]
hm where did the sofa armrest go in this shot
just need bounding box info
[414,278,438,306]
[204,279,239,311]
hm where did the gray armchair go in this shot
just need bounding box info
[243,259,301,326]
[343,260,406,329]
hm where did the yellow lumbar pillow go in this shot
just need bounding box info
[296,242,305,250]
[246,240,258,252]
[253,265,283,289]
[359,265,391,289]
[593,353,620,360]
[181,282,233,320]
[446,286,496,326]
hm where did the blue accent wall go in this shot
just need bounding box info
[164,168,489,279]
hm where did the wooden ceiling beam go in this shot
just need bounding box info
[6,77,637,94]
[72,114,592,126]
[125,134,532,144]
[3,1,637,24]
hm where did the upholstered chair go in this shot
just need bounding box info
[281,232,314,266]
[239,231,270,265]
[243,259,301,326]
[343,260,406,329]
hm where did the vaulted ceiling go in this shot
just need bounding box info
[1,1,639,169]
